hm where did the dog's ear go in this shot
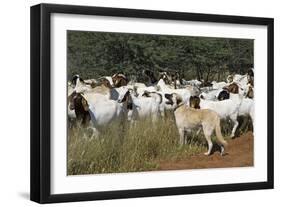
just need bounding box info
[195,96,201,109]
[189,96,194,108]
[78,76,85,83]
[176,94,183,105]
[189,96,197,108]
[190,96,200,109]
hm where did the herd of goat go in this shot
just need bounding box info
[68,69,254,155]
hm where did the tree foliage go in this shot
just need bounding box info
[67,31,253,82]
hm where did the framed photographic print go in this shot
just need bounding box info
[30,3,274,203]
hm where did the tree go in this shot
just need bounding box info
[67,31,254,82]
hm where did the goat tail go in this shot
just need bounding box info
[215,117,228,147]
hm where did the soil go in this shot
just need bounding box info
[157,131,254,170]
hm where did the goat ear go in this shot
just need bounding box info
[81,98,89,111]
[132,86,138,96]
[80,94,89,111]
[120,90,130,102]
[79,77,85,83]
[114,78,120,86]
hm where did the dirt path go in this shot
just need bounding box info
[157,131,254,170]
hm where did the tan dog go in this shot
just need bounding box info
[165,93,227,156]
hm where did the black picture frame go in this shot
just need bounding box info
[30,3,274,204]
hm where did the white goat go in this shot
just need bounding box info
[157,79,191,104]
[219,92,255,124]
[118,89,162,123]
[198,94,243,138]
[142,91,165,117]
[80,92,124,137]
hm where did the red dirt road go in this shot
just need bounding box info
[158,131,254,170]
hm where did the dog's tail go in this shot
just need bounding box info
[215,116,228,147]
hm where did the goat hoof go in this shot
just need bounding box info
[204,152,210,156]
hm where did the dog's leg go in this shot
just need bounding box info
[183,129,188,144]
[204,135,213,156]
[184,129,192,144]
[203,125,213,156]
[178,128,185,145]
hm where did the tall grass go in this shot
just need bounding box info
[68,113,203,175]
[67,113,252,175]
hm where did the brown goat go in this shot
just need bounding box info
[112,73,128,87]
[99,78,113,88]
[223,82,239,94]
[68,92,91,126]
[159,71,171,85]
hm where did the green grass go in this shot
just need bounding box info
[67,113,252,175]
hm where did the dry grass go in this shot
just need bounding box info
[67,113,252,175]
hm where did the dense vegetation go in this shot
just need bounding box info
[67,113,252,175]
[67,30,253,82]
[67,31,254,175]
